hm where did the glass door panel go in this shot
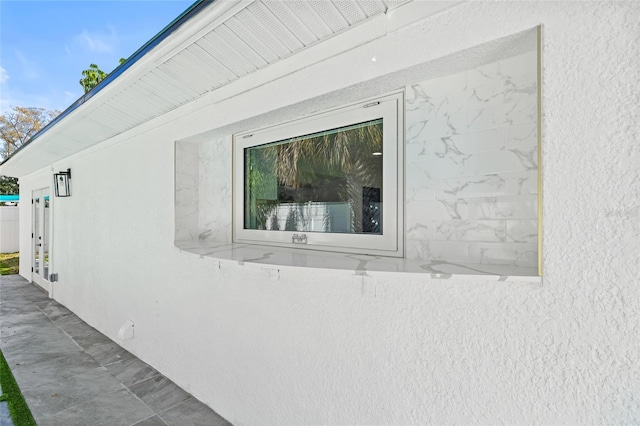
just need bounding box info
[32,189,50,288]
[43,196,50,280]
[34,197,41,276]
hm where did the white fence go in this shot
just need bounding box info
[0,206,19,253]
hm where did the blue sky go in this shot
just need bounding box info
[0,0,194,114]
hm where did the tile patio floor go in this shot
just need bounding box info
[0,274,231,426]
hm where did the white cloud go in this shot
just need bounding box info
[0,98,11,115]
[0,67,8,84]
[64,91,79,104]
[14,50,38,79]
[77,26,118,53]
[0,84,71,115]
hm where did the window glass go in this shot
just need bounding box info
[244,119,383,235]
[234,93,403,257]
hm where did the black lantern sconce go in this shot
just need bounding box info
[54,168,71,197]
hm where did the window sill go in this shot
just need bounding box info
[174,240,541,284]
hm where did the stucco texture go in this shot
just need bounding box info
[15,1,640,424]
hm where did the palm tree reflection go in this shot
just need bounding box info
[245,119,383,234]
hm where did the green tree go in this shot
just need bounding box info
[79,63,107,93]
[0,106,60,201]
[0,175,18,195]
[79,58,126,93]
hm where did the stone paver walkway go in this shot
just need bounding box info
[0,401,11,426]
[0,274,231,426]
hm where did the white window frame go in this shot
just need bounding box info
[233,92,404,257]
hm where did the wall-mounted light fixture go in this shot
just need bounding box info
[54,168,71,197]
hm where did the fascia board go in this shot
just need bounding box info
[0,0,244,177]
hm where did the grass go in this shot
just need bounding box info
[0,350,37,425]
[0,253,19,275]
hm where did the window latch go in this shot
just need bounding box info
[292,234,307,244]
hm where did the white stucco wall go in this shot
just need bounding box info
[16,1,639,424]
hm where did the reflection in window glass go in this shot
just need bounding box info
[34,198,40,275]
[244,119,383,234]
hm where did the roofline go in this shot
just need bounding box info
[0,0,213,168]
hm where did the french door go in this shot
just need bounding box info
[32,188,51,289]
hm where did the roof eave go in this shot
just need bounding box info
[0,0,212,174]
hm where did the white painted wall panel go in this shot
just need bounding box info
[0,206,19,253]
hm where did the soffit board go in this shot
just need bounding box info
[1,0,411,178]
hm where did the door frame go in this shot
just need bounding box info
[32,188,51,291]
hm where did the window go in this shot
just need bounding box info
[233,93,404,256]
